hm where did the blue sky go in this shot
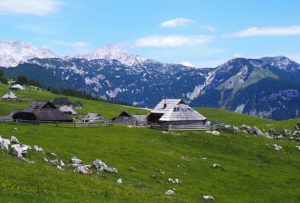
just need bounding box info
[1,0,300,67]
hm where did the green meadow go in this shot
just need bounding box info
[0,84,300,202]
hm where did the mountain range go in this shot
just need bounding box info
[1,40,300,120]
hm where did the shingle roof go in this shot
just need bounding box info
[59,105,78,115]
[10,84,25,90]
[151,99,184,114]
[159,103,207,121]
[2,92,17,99]
[15,100,73,122]
[52,97,73,106]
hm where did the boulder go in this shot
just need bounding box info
[70,157,83,165]
[10,136,19,144]
[168,178,181,184]
[57,165,63,170]
[93,159,118,174]
[77,165,92,175]
[211,163,220,168]
[165,189,175,195]
[33,145,44,153]
[253,127,264,137]
[296,146,300,151]
[0,137,10,151]
[50,153,57,157]
[116,178,123,184]
[273,144,283,151]
[50,159,59,165]
[206,130,220,135]
[60,160,65,167]
[203,195,214,200]
[240,124,253,134]
[44,157,49,162]
[11,144,29,158]
[296,121,300,130]
[283,130,292,136]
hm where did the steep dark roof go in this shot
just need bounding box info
[112,111,133,121]
[52,97,73,106]
[73,101,83,108]
[13,100,73,122]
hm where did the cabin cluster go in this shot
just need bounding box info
[2,91,209,130]
[1,84,25,101]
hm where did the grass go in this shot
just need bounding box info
[0,124,299,202]
[0,84,300,202]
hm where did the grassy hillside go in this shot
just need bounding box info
[0,124,300,202]
[0,84,300,202]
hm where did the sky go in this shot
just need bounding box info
[1,0,300,67]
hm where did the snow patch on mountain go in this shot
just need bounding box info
[0,41,58,67]
[78,44,147,66]
[235,104,245,113]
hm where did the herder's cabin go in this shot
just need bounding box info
[83,113,105,123]
[73,101,84,109]
[12,101,73,123]
[59,105,78,115]
[10,84,25,91]
[2,92,17,100]
[52,97,73,106]
[112,111,147,126]
[147,99,208,130]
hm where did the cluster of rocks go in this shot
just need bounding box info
[218,123,300,142]
[0,136,119,177]
[168,178,181,184]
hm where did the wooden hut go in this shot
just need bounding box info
[147,99,207,130]
[83,113,105,123]
[2,92,17,100]
[12,101,73,123]
[52,97,73,106]
[112,111,147,126]
[73,101,84,109]
[10,84,25,91]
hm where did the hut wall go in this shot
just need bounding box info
[113,117,137,125]
[161,120,207,129]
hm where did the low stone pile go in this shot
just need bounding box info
[168,178,181,184]
[240,125,273,139]
[93,159,118,174]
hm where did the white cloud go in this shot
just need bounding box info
[180,61,194,67]
[207,26,216,32]
[160,18,195,28]
[227,25,300,37]
[56,41,89,48]
[0,0,62,16]
[135,35,214,48]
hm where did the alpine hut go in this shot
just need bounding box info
[73,101,84,109]
[12,101,73,123]
[112,111,147,126]
[147,99,208,130]
[59,105,78,115]
[10,84,25,91]
[52,97,73,107]
[83,113,105,123]
[2,92,17,100]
